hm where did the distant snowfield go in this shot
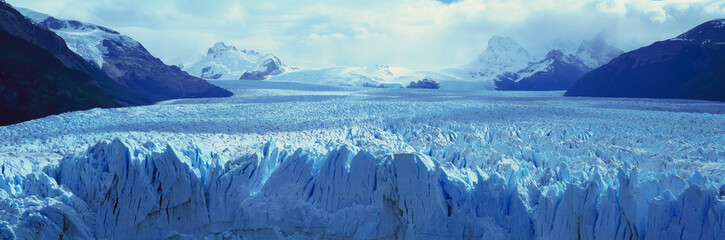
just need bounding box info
[1,81,724,239]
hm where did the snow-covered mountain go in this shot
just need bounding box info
[1,3,154,107]
[0,2,130,126]
[575,35,624,69]
[495,49,591,90]
[239,55,286,80]
[454,35,621,91]
[19,9,133,69]
[18,8,232,103]
[463,36,533,82]
[202,34,622,92]
[186,42,288,80]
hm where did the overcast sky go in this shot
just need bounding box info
[7,0,725,69]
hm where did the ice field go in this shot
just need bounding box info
[0,81,724,239]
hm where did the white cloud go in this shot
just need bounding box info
[597,0,628,14]
[705,1,725,14]
[646,7,669,22]
[223,3,246,24]
[6,0,725,69]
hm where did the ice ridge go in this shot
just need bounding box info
[0,138,723,239]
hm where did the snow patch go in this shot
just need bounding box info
[17,8,141,68]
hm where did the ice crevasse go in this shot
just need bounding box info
[0,138,723,239]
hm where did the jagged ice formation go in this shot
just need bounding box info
[0,90,724,239]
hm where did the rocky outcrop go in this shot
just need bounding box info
[407,78,441,89]
[239,56,286,80]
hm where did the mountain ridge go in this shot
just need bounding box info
[0,2,148,105]
[463,36,622,91]
[495,49,592,91]
[566,19,725,102]
[0,29,120,125]
[18,8,232,102]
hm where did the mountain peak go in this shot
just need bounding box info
[189,43,287,80]
[465,36,531,79]
[17,7,138,68]
[575,35,623,68]
[487,36,525,51]
[213,41,227,47]
[208,42,237,55]
[577,35,606,50]
[545,49,565,59]
[375,64,390,70]
[676,19,725,43]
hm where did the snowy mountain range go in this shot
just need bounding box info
[184,44,435,86]
[567,19,725,101]
[495,49,591,90]
[186,42,289,80]
[188,36,622,92]
[18,8,231,103]
[211,34,622,91]
[461,35,623,91]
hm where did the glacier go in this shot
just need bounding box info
[264,65,465,89]
[0,85,724,239]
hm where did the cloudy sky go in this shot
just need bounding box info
[7,0,725,69]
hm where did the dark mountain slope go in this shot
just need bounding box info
[0,30,120,126]
[0,1,149,105]
[566,19,725,102]
[19,8,233,101]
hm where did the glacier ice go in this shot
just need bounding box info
[0,90,724,239]
[1,136,723,239]
[264,65,463,89]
